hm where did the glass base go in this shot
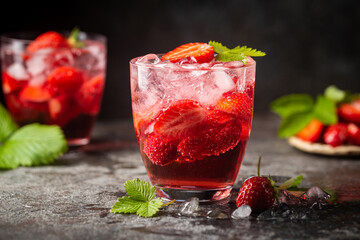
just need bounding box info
[67,138,90,147]
[156,186,232,202]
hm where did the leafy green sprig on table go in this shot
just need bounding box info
[208,41,266,64]
[0,104,68,169]
[270,85,359,138]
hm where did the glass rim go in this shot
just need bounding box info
[129,54,256,71]
[1,30,107,44]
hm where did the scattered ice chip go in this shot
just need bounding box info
[7,62,29,80]
[231,204,252,219]
[207,209,228,219]
[178,197,199,216]
[300,186,330,209]
[136,54,160,65]
[257,203,319,221]
[278,190,304,206]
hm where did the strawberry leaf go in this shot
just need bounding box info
[0,104,18,142]
[278,175,303,190]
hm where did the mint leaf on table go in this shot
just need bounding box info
[111,179,164,217]
[270,94,314,118]
[208,41,266,64]
[0,104,68,169]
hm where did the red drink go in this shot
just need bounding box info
[1,30,106,146]
[130,50,256,201]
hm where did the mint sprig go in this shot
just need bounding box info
[209,41,266,64]
[67,27,85,48]
[0,104,68,169]
[111,179,164,217]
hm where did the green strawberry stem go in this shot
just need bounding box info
[257,156,262,176]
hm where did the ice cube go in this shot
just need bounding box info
[300,186,330,209]
[29,74,46,87]
[136,54,160,65]
[207,209,228,219]
[212,71,236,92]
[223,61,244,68]
[177,56,197,65]
[178,197,199,216]
[7,62,29,80]
[257,203,319,221]
[231,204,252,219]
[25,48,54,76]
[278,190,305,206]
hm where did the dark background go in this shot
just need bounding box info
[1,0,359,120]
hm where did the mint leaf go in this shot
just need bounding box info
[208,41,230,53]
[215,52,248,63]
[231,45,266,56]
[0,104,18,142]
[278,112,314,138]
[313,95,337,125]
[67,27,85,48]
[0,123,68,169]
[270,94,314,118]
[324,85,346,103]
[111,179,164,217]
[278,175,303,190]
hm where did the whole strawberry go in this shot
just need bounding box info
[236,157,277,212]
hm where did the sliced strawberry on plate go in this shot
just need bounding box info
[161,43,214,63]
[19,85,52,103]
[143,134,179,166]
[48,95,79,127]
[2,72,27,94]
[347,123,360,146]
[75,74,105,115]
[153,100,206,139]
[47,66,85,92]
[27,31,69,53]
[296,119,324,143]
[338,99,360,124]
[215,92,253,120]
[323,123,348,147]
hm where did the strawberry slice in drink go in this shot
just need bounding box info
[161,43,214,63]
[215,92,253,121]
[143,133,179,166]
[153,100,206,139]
[19,85,52,103]
[26,31,69,53]
[47,66,85,93]
[75,74,105,115]
[2,72,27,94]
[48,95,80,127]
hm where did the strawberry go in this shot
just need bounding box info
[75,74,105,115]
[347,123,360,146]
[323,123,348,147]
[296,119,324,143]
[48,95,79,127]
[338,99,360,124]
[143,134,179,166]
[19,85,52,103]
[26,31,69,53]
[215,92,252,120]
[236,157,277,212]
[47,66,85,92]
[153,100,206,139]
[2,72,27,94]
[236,176,276,212]
[177,110,242,160]
[161,43,214,63]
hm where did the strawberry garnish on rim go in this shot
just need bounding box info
[161,43,214,63]
[26,31,69,53]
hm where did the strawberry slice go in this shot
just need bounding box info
[2,72,27,94]
[153,100,206,139]
[48,95,79,127]
[323,123,348,147]
[27,31,69,53]
[161,43,214,63]
[19,85,52,103]
[143,134,179,166]
[296,119,324,143]
[178,110,242,160]
[215,92,253,120]
[47,66,85,92]
[75,74,105,115]
[338,99,360,124]
[347,123,360,146]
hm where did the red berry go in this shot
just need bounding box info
[75,74,105,115]
[296,119,324,143]
[27,31,69,53]
[236,176,276,212]
[338,99,360,124]
[2,72,27,94]
[143,134,179,166]
[153,100,206,139]
[48,95,79,127]
[19,85,52,103]
[347,123,360,146]
[215,92,253,121]
[47,66,85,92]
[161,43,214,63]
[323,123,348,147]
[177,110,241,160]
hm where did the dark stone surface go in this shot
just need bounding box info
[1,114,360,240]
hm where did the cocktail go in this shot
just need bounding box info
[130,42,263,201]
[1,29,106,146]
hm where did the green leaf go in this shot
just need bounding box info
[278,175,303,190]
[208,41,230,53]
[231,45,266,56]
[136,198,163,217]
[67,27,85,48]
[215,52,248,64]
[324,85,346,103]
[313,95,337,125]
[124,178,156,202]
[0,104,18,142]
[110,196,143,214]
[0,124,68,169]
[278,112,314,138]
[270,94,314,118]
